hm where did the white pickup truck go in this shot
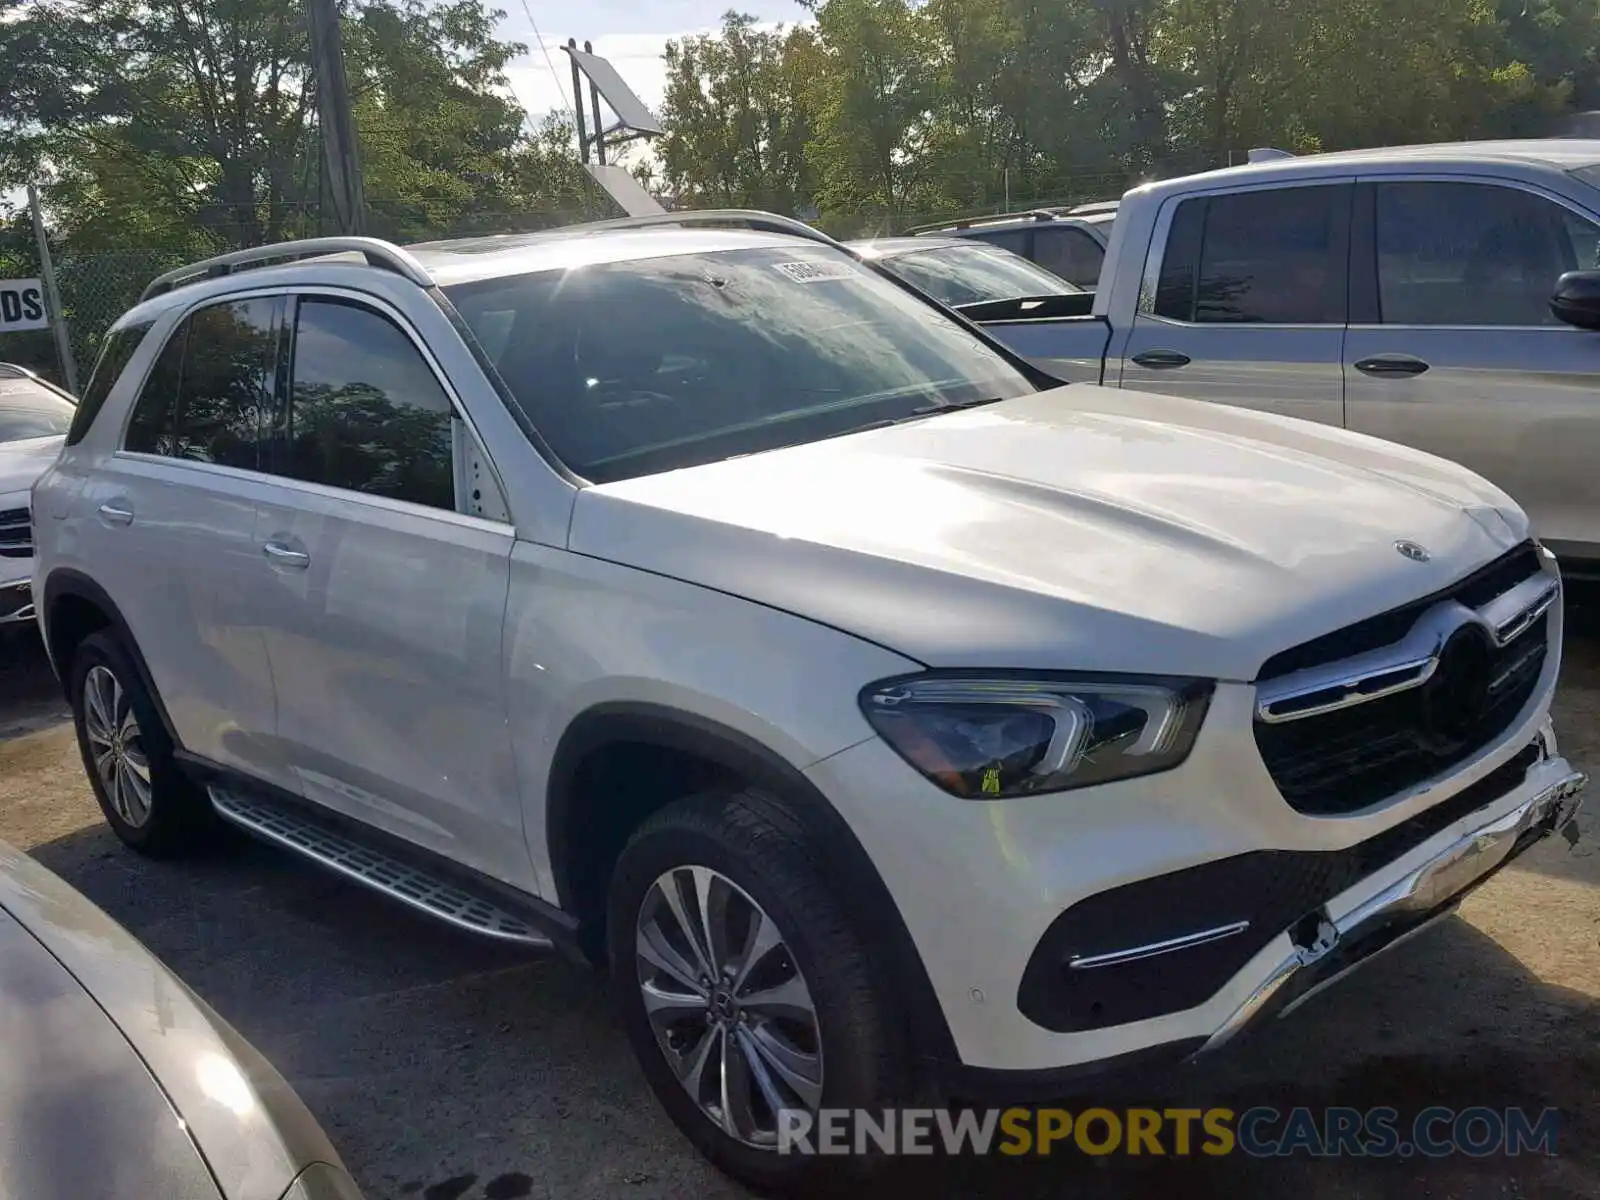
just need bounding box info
[961,140,1600,572]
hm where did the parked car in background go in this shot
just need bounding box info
[848,235,1084,306]
[949,140,1600,576]
[0,836,362,1199]
[32,214,1584,1191]
[905,207,1115,288]
[0,364,73,628]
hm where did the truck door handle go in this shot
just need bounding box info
[1354,354,1429,378]
[262,541,310,569]
[97,503,134,527]
[1131,349,1191,369]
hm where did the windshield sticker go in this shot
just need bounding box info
[772,260,861,283]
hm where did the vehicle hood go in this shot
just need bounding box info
[0,839,351,1200]
[568,386,1529,680]
[0,908,219,1199]
[0,435,63,498]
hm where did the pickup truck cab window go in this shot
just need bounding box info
[1154,186,1349,324]
[1373,180,1600,326]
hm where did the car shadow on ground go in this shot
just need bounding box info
[24,815,1600,1200]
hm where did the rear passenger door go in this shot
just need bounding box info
[75,295,289,784]
[252,292,526,885]
[1115,183,1351,427]
[1343,178,1600,559]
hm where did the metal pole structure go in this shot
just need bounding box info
[568,39,590,163]
[307,0,367,236]
[27,185,78,396]
[585,41,607,166]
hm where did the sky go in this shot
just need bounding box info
[496,0,812,128]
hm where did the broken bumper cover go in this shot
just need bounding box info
[1202,756,1585,1053]
[0,578,31,625]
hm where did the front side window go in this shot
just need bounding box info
[1375,181,1600,326]
[1154,186,1349,324]
[1031,227,1105,288]
[447,246,1036,483]
[884,243,1080,306]
[123,297,279,468]
[280,298,455,511]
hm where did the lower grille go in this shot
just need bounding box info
[0,506,30,558]
[1017,742,1541,1032]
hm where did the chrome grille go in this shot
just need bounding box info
[1253,542,1553,816]
[0,506,30,558]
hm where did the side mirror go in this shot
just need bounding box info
[1550,269,1600,330]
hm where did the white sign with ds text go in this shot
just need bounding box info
[0,279,49,332]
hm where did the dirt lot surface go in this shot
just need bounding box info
[0,615,1596,1200]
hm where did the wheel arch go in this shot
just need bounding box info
[40,569,179,744]
[545,701,959,1068]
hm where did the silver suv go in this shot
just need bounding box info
[31,212,1584,1191]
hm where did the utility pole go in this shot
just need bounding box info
[27,185,78,395]
[307,0,367,236]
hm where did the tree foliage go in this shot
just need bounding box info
[661,0,1593,232]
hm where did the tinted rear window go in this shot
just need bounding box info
[68,323,152,444]
[445,246,1035,483]
[1155,187,1349,324]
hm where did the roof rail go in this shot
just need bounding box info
[1067,200,1120,216]
[139,237,433,303]
[558,208,845,251]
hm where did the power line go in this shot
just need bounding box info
[515,0,577,127]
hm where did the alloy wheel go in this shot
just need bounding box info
[82,664,153,828]
[635,864,825,1147]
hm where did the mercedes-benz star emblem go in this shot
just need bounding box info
[1418,625,1493,751]
[1395,539,1431,563]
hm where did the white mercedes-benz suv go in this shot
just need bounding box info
[31,213,1585,1191]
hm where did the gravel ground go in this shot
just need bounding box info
[0,617,1596,1200]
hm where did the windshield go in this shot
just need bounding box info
[445,246,1037,483]
[881,244,1081,306]
[0,379,74,443]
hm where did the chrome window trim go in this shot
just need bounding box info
[1255,568,1558,725]
[109,449,516,537]
[113,283,514,528]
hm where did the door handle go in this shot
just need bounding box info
[97,503,133,527]
[262,541,310,569]
[1130,349,1192,369]
[1354,354,1429,378]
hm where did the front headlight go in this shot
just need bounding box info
[859,672,1212,798]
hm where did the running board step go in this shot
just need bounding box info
[208,786,552,947]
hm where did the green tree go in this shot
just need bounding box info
[659,13,819,212]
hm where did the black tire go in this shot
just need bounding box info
[68,629,216,856]
[607,786,915,1195]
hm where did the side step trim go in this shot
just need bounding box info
[209,786,553,947]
